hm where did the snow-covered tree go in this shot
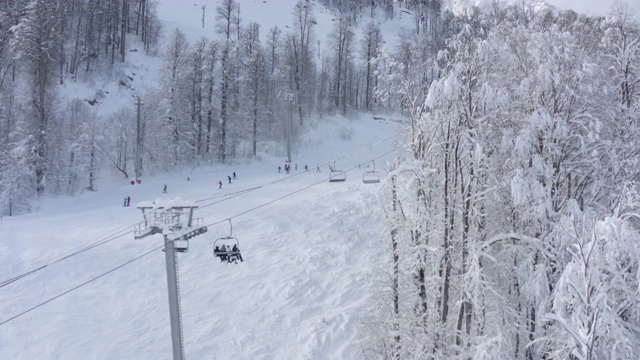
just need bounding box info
[544,191,640,360]
[11,0,65,195]
[159,28,189,165]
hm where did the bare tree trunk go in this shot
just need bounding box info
[120,0,127,63]
[440,120,453,326]
[252,88,258,156]
[390,176,401,358]
[87,134,97,191]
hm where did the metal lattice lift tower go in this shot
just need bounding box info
[134,200,207,360]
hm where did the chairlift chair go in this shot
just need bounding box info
[362,160,380,184]
[329,170,346,182]
[328,162,346,182]
[174,239,189,253]
[213,219,243,263]
[163,222,207,253]
[162,238,189,253]
[161,224,188,253]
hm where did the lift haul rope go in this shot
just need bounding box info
[0,245,164,327]
[0,227,134,289]
[0,136,399,326]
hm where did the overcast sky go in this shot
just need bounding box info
[545,0,640,19]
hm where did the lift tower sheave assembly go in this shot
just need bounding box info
[134,199,207,360]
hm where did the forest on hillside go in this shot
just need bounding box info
[1,1,640,358]
[365,1,640,360]
[0,0,470,216]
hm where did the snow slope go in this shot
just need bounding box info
[0,114,400,359]
[0,1,408,358]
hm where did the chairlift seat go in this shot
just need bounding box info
[362,171,380,184]
[329,170,346,182]
[214,249,240,257]
[214,235,243,263]
[175,239,189,253]
[214,249,242,263]
[163,239,189,253]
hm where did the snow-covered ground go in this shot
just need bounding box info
[0,114,400,359]
[0,1,411,358]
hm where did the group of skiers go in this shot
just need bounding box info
[218,172,237,189]
[214,244,243,263]
[279,163,294,174]
[280,162,315,174]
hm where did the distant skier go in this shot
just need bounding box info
[233,172,237,179]
[163,184,167,193]
[127,196,131,206]
[304,164,308,172]
[228,175,232,184]
[123,197,127,207]
[218,180,223,189]
[278,166,281,173]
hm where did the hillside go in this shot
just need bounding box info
[0,1,408,357]
[4,0,640,359]
[0,114,399,359]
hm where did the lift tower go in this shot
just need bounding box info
[134,199,207,360]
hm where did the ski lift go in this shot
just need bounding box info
[213,219,243,263]
[329,162,346,182]
[362,160,380,184]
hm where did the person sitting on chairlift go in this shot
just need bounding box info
[232,244,243,262]
[219,244,228,262]
[214,245,223,262]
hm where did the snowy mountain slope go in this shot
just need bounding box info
[0,1,413,358]
[0,115,400,359]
